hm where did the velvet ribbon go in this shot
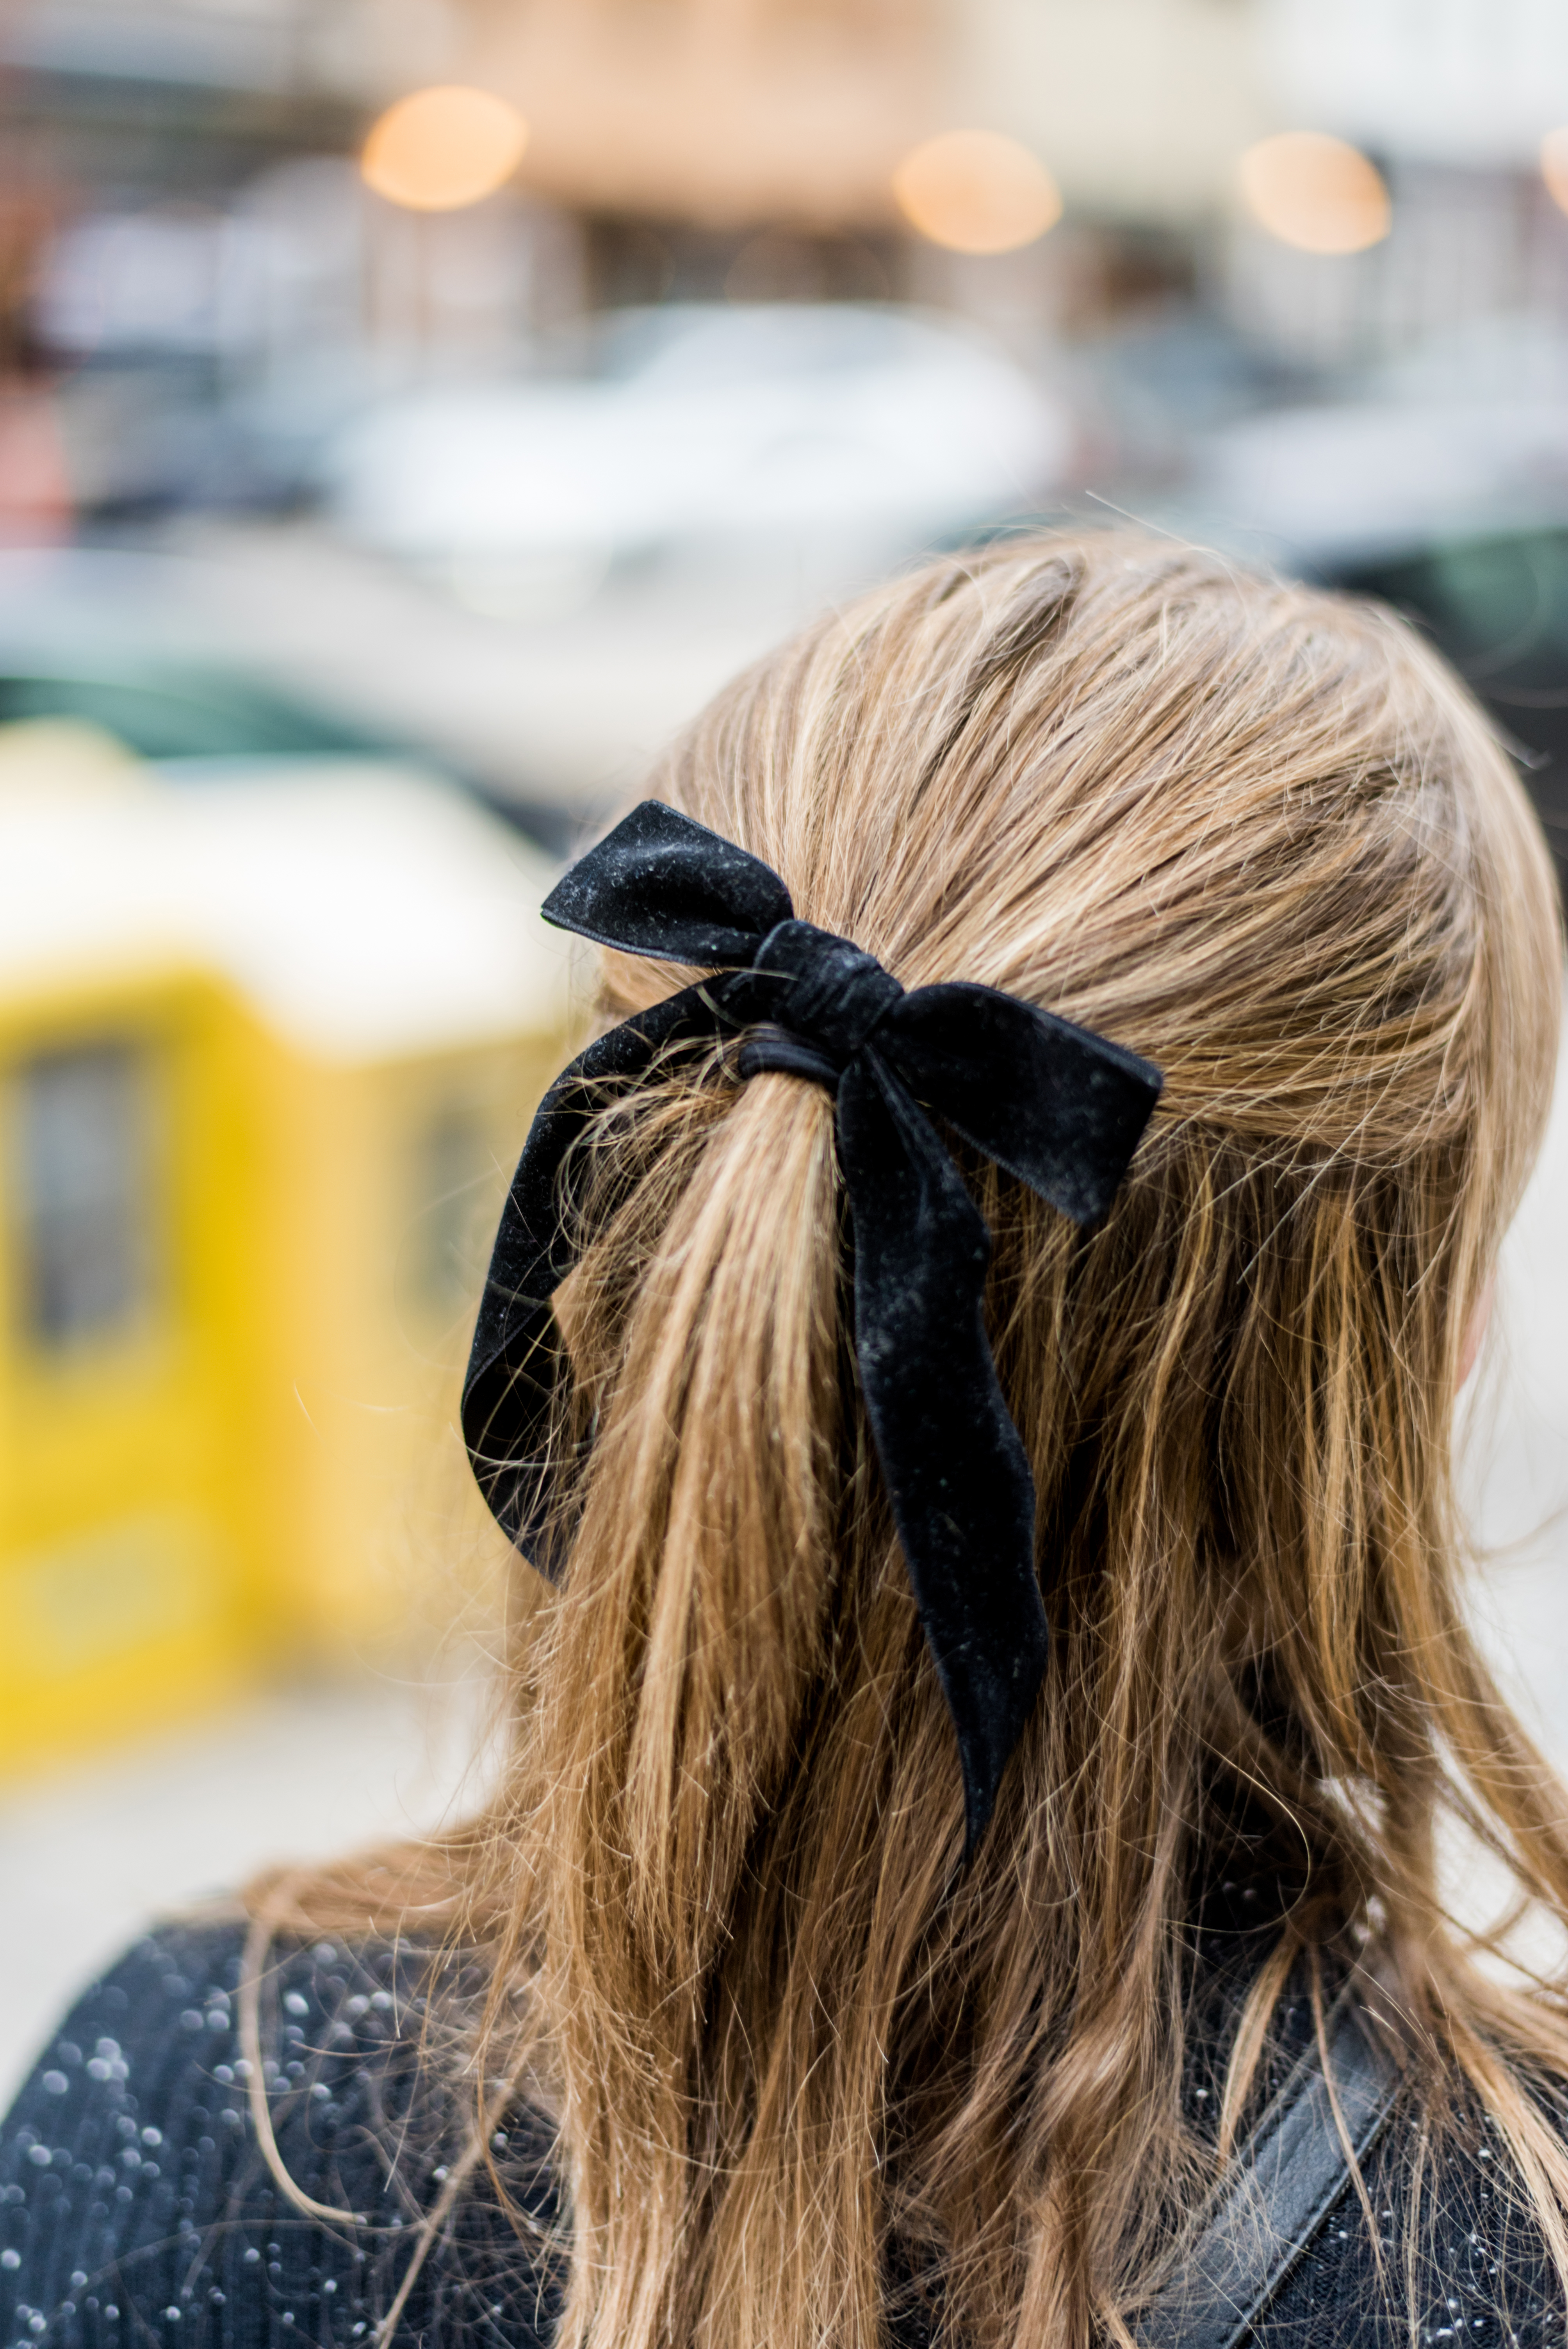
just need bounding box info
[463,801,1162,1852]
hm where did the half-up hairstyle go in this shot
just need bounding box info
[265,529,1566,2349]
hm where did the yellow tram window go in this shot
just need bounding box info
[11,1040,159,1353]
[411,1103,492,1316]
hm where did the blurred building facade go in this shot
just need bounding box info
[1242,0,1568,365]
[5,0,1568,372]
[1,0,1275,375]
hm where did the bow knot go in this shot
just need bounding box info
[463,802,1162,1857]
[755,918,905,1069]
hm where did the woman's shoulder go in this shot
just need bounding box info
[0,1918,561,2349]
[1251,2071,1567,2349]
[14,1923,1568,2349]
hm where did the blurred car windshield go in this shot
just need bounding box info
[1328,527,1568,893]
[1334,530,1568,688]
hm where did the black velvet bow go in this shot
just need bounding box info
[463,801,1162,1853]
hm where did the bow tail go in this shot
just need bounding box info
[837,1054,1052,1857]
[463,982,724,1570]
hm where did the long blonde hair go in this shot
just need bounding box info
[267,530,1567,2349]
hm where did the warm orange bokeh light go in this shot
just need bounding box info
[362,86,529,213]
[1237,132,1390,255]
[893,130,1062,256]
[1543,128,1568,217]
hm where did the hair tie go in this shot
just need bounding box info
[463,802,1163,1854]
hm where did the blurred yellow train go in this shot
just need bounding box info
[0,722,570,1773]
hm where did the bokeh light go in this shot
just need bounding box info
[361,86,529,213]
[1542,129,1568,217]
[892,131,1062,257]
[1237,132,1390,255]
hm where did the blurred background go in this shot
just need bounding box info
[1,0,1567,2087]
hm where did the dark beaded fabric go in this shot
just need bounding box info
[3,1918,1567,2349]
[0,1925,560,2349]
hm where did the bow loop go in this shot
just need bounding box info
[879,983,1164,1228]
[464,802,1163,1857]
[544,797,793,968]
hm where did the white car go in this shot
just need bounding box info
[321,304,1068,598]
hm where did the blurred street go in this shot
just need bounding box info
[2,0,1568,2101]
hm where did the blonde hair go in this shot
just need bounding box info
[265,530,1566,2349]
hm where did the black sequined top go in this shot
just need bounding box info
[0,1922,1562,2349]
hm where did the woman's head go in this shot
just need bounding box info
[563,527,1559,1869]
[311,532,1568,2349]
